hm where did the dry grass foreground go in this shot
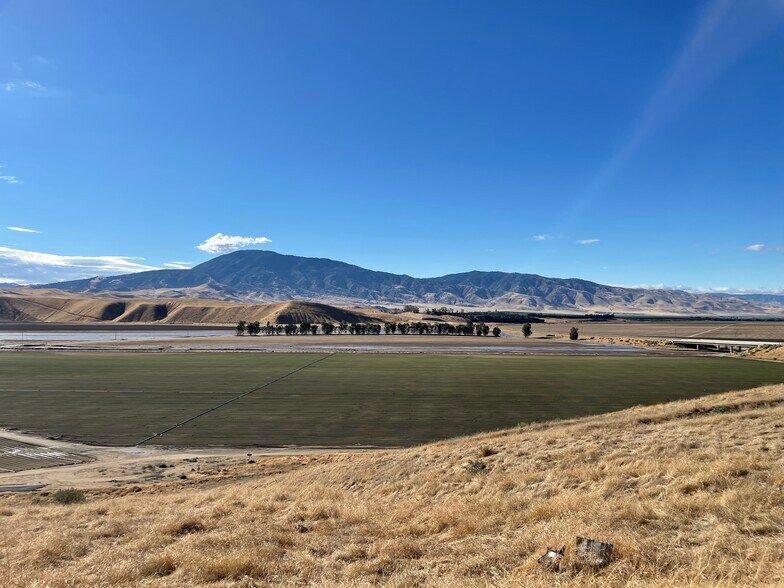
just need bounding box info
[2,386,783,587]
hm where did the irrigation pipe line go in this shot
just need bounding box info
[135,353,335,446]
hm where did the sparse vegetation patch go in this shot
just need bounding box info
[52,488,85,505]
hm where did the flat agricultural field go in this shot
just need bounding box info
[504,320,784,341]
[0,437,87,472]
[1,352,783,448]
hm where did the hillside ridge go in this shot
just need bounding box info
[0,292,374,325]
[3,385,782,586]
[37,250,784,316]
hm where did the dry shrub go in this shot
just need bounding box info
[464,459,489,474]
[52,488,85,504]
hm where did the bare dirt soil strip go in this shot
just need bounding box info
[0,427,352,489]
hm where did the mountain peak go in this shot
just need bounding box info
[37,250,783,316]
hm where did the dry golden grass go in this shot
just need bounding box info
[744,345,784,362]
[2,386,783,587]
[593,336,676,349]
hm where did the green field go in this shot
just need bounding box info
[1,352,783,447]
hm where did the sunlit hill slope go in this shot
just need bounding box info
[2,385,782,586]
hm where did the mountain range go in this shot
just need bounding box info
[38,250,783,316]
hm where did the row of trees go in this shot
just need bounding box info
[236,320,503,337]
[385,321,501,336]
[519,323,578,340]
[236,320,579,339]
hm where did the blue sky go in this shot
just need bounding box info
[1,0,783,292]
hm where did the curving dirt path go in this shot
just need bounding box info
[0,428,360,490]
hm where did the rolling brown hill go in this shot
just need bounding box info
[1,385,782,586]
[0,291,375,325]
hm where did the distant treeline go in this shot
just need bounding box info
[425,308,546,324]
[627,315,784,323]
[428,309,618,322]
[236,320,502,337]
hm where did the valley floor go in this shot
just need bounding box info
[2,352,782,448]
[1,385,782,587]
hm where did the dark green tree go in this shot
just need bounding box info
[569,326,579,340]
[236,320,246,336]
[522,323,532,338]
[492,326,501,337]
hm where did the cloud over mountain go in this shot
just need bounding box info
[197,233,272,254]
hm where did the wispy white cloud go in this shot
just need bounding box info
[611,283,667,290]
[612,283,784,296]
[0,276,30,286]
[3,80,46,93]
[7,226,40,233]
[576,239,600,245]
[164,261,192,269]
[532,234,550,241]
[197,232,272,254]
[703,288,784,296]
[0,246,159,284]
[30,55,51,67]
[0,164,22,185]
[745,243,784,252]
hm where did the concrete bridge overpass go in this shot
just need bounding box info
[669,338,782,352]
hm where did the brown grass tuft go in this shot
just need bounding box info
[193,546,282,582]
[139,552,178,577]
[166,518,207,536]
